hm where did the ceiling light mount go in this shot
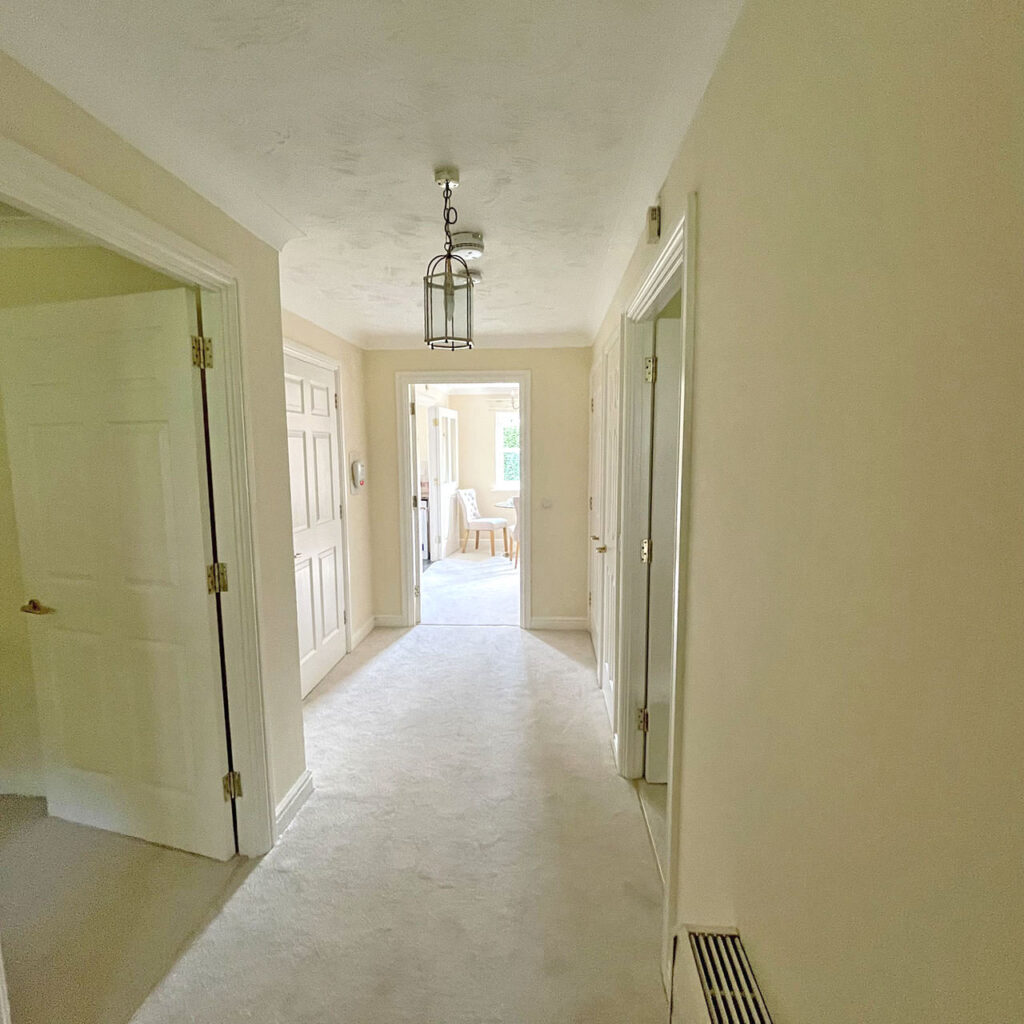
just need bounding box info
[434,167,459,188]
[424,167,473,351]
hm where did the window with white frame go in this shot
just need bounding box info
[495,410,520,488]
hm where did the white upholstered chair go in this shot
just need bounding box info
[456,488,508,556]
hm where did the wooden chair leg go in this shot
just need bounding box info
[461,531,468,553]
[503,527,509,556]
[474,531,480,549]
[514,540,519,569]
[489,530,495,556]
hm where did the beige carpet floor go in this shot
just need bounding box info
[131,626,667,1023]
[0,796,250,1024]
[420,548,520,625]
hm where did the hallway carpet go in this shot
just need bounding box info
[420,548,520,625]
[0,796,248,1024]
[132,627,667,1024]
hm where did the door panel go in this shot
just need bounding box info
[319,548,341,639]
[284,352,348,697]
[0,289,235,859]
[645,318,683,783]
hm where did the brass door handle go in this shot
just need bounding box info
[21,599,55,615]
[590,535,600,541]
[596,546,607,553]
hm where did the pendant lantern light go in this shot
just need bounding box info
[424,167,473,350]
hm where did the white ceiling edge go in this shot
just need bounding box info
[195,183,304,252]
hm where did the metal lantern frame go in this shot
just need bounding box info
[424,176,474,350]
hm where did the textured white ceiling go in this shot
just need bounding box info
[0,0,742,347]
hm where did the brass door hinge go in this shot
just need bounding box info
[640,538,651,564]
[207,562,229,594]
[644,355,657,383]
[414,584,420,599]
[191,334,213,369]
[637,707,650,733]
[222,770,243,801]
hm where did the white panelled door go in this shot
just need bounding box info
[429,407,460,557]
[600,340,622,734]
[284,352,347,698]
[588,361,605,655]
[0,289,235,860]
[644,318,683,783]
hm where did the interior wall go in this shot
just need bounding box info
[282,310,374,645]
[596,0,1023,1019]
[447,391,519,525]
[0,243,181,796]
[413,384,448,496]
[364,348,589,624]
[0,246,180,307]
[1,52,307,810]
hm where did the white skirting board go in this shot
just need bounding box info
[274,769,313,840]
[528,617,589,631]
[351,616,376,649]
[374,614,407,628]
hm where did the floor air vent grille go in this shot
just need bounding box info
[689,929,773,1024]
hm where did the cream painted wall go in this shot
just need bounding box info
[0,244,180,795]
[447,391,520,525]
[0,53,307,809]
[365,349,589,622]
[282,310,374,644]
[0,246,179,307]
[596,0,1024,1019]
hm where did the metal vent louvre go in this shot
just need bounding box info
[689,930,773,1024]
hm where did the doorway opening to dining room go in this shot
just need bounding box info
[396,372,530,628]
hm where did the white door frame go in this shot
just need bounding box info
[394,370,532,629]
[0,137,275,858]
[616,197,699,988]
[283,339,355,655]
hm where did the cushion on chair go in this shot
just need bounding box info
[467,517,508,530]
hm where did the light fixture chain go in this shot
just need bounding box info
[442,181,457,254]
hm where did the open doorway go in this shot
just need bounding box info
[396,372,530,629]
[0,203,254,1023]
[604,203,697,989]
